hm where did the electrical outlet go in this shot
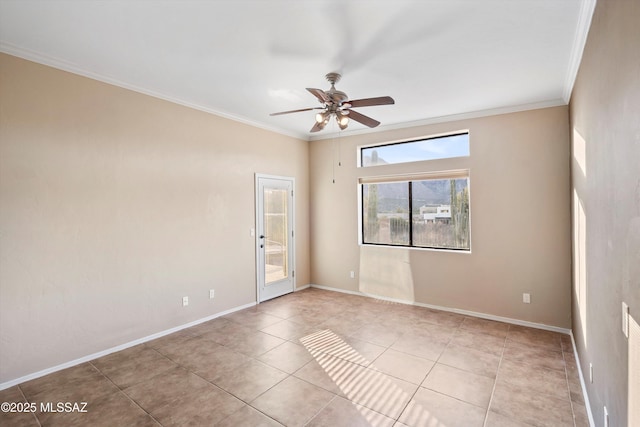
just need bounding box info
[182,296,189,307]
[523,293,531,304]
[623,302,629,337]
[604,406,609,427]
[589,363,593,383]
[350,271,355,279]
[209,289,215,299]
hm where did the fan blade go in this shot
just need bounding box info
[270,107,322,116]
[348,96,395,108]
[310,122,325,132]
[306,88,330,103]
[347,109,381,128]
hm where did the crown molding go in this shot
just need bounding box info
[562,0,597,103]
[0,43,308,141]
[309,98,567,142]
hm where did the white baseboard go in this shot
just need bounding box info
[295,284,310,291]
[309,284,571,335]
[0,301,256,391]
[570,331,595,427]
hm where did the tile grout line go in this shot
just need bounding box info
[87,360,165,427]
[561,348,580,427]
[300,393,338,426]
[394,314,468,424]
[481,323,509,427]
[16,384,42,427]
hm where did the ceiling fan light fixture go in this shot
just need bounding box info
[337,114,349,127]
[315,112,326,123]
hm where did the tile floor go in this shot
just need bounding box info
[1,288,589,427]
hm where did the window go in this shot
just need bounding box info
[359,132,471,251]
[361,176,470,250]
[361,133,469,167]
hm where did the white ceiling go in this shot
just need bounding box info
[0,0,594,141]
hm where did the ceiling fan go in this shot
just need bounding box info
[270,72,395,132]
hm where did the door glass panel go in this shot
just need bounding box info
[264,187,288,285]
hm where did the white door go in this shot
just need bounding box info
[256,174,295,302]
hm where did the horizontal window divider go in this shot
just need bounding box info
[358,169,470,184]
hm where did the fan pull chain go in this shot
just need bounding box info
[329,120,338,184]
[337,128,342,167]
[332,134,337,184]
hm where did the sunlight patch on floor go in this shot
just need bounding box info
[300,329,440,426]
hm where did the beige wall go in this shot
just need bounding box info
[0,54,310,383]
[569,0,640,425]
[310,106,572,328]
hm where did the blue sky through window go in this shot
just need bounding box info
[362,133,469,166]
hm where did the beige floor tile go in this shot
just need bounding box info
[503,339,566,371]
[187,317,234,336]
[144,329,196,351]
[251,376,334,426]
[215,404,283,427]
[256,300,304,319]
[153,335,224,371]
[572,402,590,427]
[506,326,563,352]
[402,323,456,342]
[92,344,177,388]
[299,329,385,367]
[0,386,39,427]
[560,334,574,354]
[391,334,448,362]
[438,343,501,378]
[496,359,570,401]
[258,341,314,374]
[287,311,332,327]
[20,363,119,408]
[211,359,288,402]
[490,381,574,426]
[485,410,533,426]
[351,323,402,347]
[370,349,434,384]
[450,329,506,356]
[318,316,368,337]
[200,322,256,346]
[223,330,286,358]
[10,289,590,427]
[293,354,364,397]
[422,363,495,408]
[339,337,387,366]
[307,396,395,427]
[342,368,418,419]
[192,346,253,382]
[460,317,510,338]
[568,377,585,404]
[124,367,243,426]
[261,319,320,342]
[37,390,160,427]
[419,310,466,328]
[224,310,284,330]
[398,387,486,427]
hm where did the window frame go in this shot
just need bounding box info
[359,132,470,168]
[357,131,471,253]
[359,175,471,252]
